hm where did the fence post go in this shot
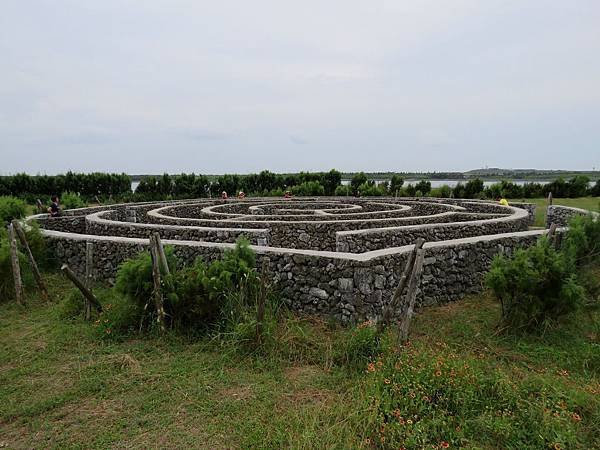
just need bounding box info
[7,223,24,305]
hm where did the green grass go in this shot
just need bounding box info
[1,274,599,449]
[509,197,599,227]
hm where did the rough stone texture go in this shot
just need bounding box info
[43,227,551,323]
[546,205,599,228]
[29,196,547,323]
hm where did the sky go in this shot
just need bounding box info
[1,0,599,175]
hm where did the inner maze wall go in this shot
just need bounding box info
[28,197,553,323]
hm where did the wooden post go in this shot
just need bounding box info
[150,241,166,333]
[547,191,553,206]
[377,238,425,333]
[397,247,426,343]
[36,199,44,213]
[85,242,94,320]
[152,232,170,275]
[61,264,103,312]
[7,223,24,305]
[94,196,103,206]
[256,257,270,341]
[12,220,48,302]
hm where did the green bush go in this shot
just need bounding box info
[113,238,263,334]
[94,291,144,339]
[60,192,86,209]
[563,214,600,267]
[0,196,26,226]
[57,289,85,319]
[333,320,382,370]
[0,222,47,302]
[486,237,585,332]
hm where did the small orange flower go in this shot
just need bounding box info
[377,360,383,368]
[571,412,581,422]
[384,378,391,385]
[553,443,562,450]
[435,370,442,377]
[406,419,413,425]
[409,391,416,398]
[105,328,111,334]
[367,363,376,373]
[440,442,450,449]
[393,409,401,418]
[364,438,371,445]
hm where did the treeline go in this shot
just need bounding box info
[2,170,599,204]
[135,170,344,199]
[0,172,131,202]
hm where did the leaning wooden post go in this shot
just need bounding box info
[149,238,166,333]
[397,247,426,343]
[152,232,170,275]
[12,220,48,302]
[256,256,270,342]
[547,191,553,206]
[377,238,425,333]
[84,242,94,320]
[7,223,24,305]
[61,265,103,312]
[36,199,44,213]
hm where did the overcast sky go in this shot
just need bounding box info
[1,1,599,175]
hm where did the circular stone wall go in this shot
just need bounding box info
[30,197,543,322]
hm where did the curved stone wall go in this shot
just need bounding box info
[29,196,544,322]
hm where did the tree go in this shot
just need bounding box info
[350,172,368,195]
[390,175,404,196]
[321,169,342,196]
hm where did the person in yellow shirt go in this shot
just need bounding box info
[499,198,509,206]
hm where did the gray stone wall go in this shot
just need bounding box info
[43,227,550,323]
[546,205,599,228]
[336,207,529,252]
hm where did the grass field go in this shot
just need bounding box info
[509,197,599,227]
[1,273,599,449]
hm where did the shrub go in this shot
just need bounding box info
[114,246,178,308]
[486,237,585,332]
[94,291,144,339]
[114,238,262,334]
[563,214,600,267]
[333,320,382,370]
[60,192,86,209]
[0,196,26,226]
[0,223,47,302]
[57,289,85,319]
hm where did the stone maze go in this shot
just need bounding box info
[27,197,591,323]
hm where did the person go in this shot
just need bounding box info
[238,191,246,199]
[48,195,61,217]
[284,190,292,199]
[498,198,509,207]
[221,191,228,200]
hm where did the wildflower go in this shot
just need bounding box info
[395,362,402,370]
[393,409,401,418]
[384,378,391,385]
[105,328,111,334]
[367,363,376,373]
[422,395,431,402]
[406,419,413,425]
[553,443,562,450]
[399,417,406,425]
[377,360,383,368]
[557,369,569,377]
[409,391,416,398]
[364,438,371,445]
[440,442,450,449]
[435,370,442,377]
[571,412,581,422]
